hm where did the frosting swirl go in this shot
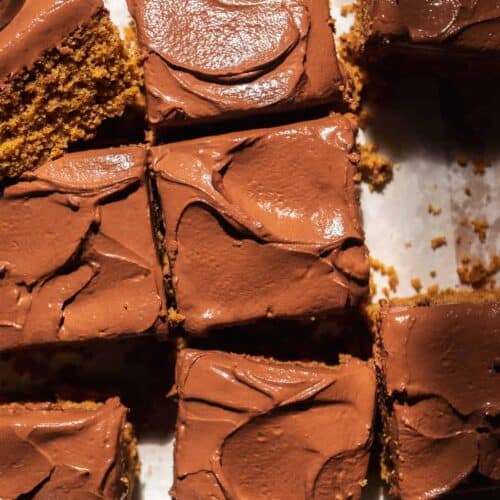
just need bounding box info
[128,0,343,126]
[173,349,376,499]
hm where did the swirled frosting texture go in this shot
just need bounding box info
[377,299,500,498]
[172,349,376,500]
[0,398,130,499]
[153,115,369,335]
[127,0,344,128]
[366,0,500,51]
[0,0,103,83]
[0,146,166,352]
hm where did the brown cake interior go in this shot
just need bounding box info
[0,10,141,179]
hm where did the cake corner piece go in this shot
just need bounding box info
[374,290,500,498]
[0,0,142,180]
[0,397,139,499]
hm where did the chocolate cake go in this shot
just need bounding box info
[172,349,376,500]
[0,146,167,352]
[127,0,350,134]
[374,291,500,498]
[351,1,500,66]
[0,398,138,498]
[152,114,369,335]
[0,0,141,180]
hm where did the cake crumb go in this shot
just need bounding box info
[370,257,399,293]
[473,157,491,175]
[356,143,394,192]
[168,307,185,325]
[471,218,489,243]
[427,204,442,216]
[358,107,372,129]
[430,270,437,278]
[457,255,499,289]
[382,287,390,298]
[411,278,423,293]
[464,187,472,196]
[456,153,468,167]
[358,479,368,487]
[427,284,440,296]
[404,241,412,249]
[431,236,447,250]
[341,3,356,16]
[456,235,462,245]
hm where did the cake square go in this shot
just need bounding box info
[0,398,138,499]
[152,114,369,336]
[0,146,167,352]
[354,1,500,61]
[172,349,376,499]
[127,0,348,132]
[375,292,500,498]
[0,0,140,179]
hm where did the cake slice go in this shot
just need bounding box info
[172,348,376,500]
[0,146,167,352]
[349,1,500,68]
[374,290,500,498]
[152,114,369,336]
[128,0,352,135]
[0,397,138,499]
[0,0,141,180]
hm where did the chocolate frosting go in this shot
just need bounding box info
[0,146,166,352]
[0,0,104,84]
[0,398,130,499]
[368,0,500,50]
[153,115,369,335]
[127,0,344,127]
[0,0,22,31]
[173,349,376,499]
[377,300,500,498]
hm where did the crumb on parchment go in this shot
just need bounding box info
[355,143,394,192]
[471,218,489,243]
[430,270,437,278]
[341,3,356,16]
[370,257,399,296]
[431,236,447,250]
[427,204,442,216]
[457,255,499,289]
[411,278,423,293]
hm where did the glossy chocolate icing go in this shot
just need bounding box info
[0,146,166,352]
[0,398,131,499]
[377,299,500,498]
[153,115,369,335]
[0,0,103,84]
[366,0,500,51]
[127,0,345,128]
[172,349,376,500]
